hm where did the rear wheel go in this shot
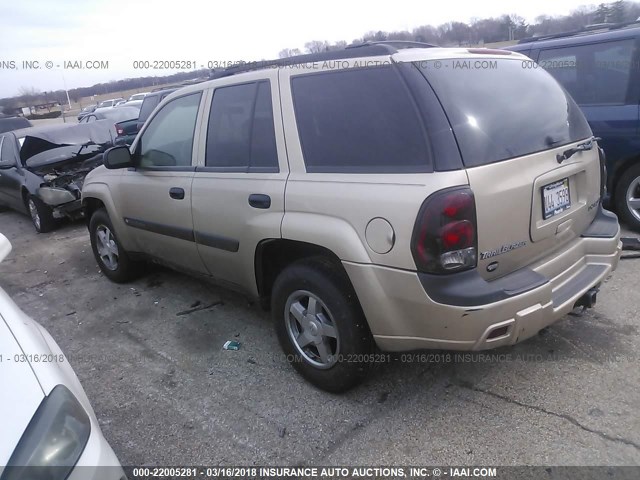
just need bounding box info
[89,208,141,282]
[26,195,56,233]
[272,257,374,393]
[615,163,640,232]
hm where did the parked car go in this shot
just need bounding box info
[78,106,141,124]
[0,117,32,134]
[0,233,125,480]
[77,105,97,121]
[97,98,125,108]
[507,22,640,231]
[111,103,143,147]
[82,44,621,392]
[113,88,178,146]
[128,92,149,102]
[0,122,112,232]
[117,100,143,109]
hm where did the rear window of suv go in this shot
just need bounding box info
[418,58,592,167]
[291,66,431,173]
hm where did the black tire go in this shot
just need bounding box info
[272,256,374,393]
[615,163,640,232]
[89,208,142,283]
[26,195,56,233]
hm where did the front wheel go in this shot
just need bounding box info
[272,257,374,393]
[27,195,56,233]
[615,163,640,232]
[89,208,141,283]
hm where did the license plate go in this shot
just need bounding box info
[542,178,571,219]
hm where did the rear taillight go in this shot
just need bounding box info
[115,124,124,135]
[411,187,478,274]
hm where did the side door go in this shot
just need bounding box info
[535,38,640,181]
[191,71,287,294]
[114,91,208,274]
[0,134,25,211]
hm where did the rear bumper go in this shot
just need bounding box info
[344,208,621,352]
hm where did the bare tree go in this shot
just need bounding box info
[18,86,41,97]
[327,41,348,51]
[279,48,302,58]
[304,40,330,53]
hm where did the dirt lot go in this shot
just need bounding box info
[0,210,639,466]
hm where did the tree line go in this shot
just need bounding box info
[0,69,209,115]
[279,0,640,57]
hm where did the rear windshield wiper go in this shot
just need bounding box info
[557,136,601,164]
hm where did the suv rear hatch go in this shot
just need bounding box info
[413,53,600,280]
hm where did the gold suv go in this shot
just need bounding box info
[82,43,622,392]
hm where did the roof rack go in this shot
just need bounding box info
[346,40,438,49]
[209,41,437,80]
[150,85,181,92]
[518,19,640,44]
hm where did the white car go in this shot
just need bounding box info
[127,92,149,102]
[0,233,125,480]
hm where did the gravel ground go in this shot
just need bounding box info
[0,209,639,468]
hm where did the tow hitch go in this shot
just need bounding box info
[574,287,599,310]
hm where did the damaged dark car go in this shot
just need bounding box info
[0,122,113,232]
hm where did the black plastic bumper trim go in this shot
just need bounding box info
[418,267,548,307]
[194,231,239,253]
[124,217,194,242]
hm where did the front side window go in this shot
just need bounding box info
[291,66,431,173]
[138,92,201,168]
[538,39,635,105]
[205,81,278,170]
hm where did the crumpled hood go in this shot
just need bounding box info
[25,144,104,173]
[17,121,113,165]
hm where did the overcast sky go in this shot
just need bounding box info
[0,0,593,98]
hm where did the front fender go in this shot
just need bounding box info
[81,179,137,252]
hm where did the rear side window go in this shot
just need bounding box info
[206,81,278,170]
[291,66,431,173]
[419,58,592,167]
[537,39,635,105]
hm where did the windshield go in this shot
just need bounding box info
[417,57,592,167]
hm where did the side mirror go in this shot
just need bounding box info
[103,145,134,169]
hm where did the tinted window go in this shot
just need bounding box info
[139,92,201,168]
[206,81,278,170]
[291,66,430,173]
[538,40,635,105]
[0,117,30,134]
[419,58,592,167]
[138,95,160,122]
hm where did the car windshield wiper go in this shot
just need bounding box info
[557,136,601,164]
[75,141,96,156]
